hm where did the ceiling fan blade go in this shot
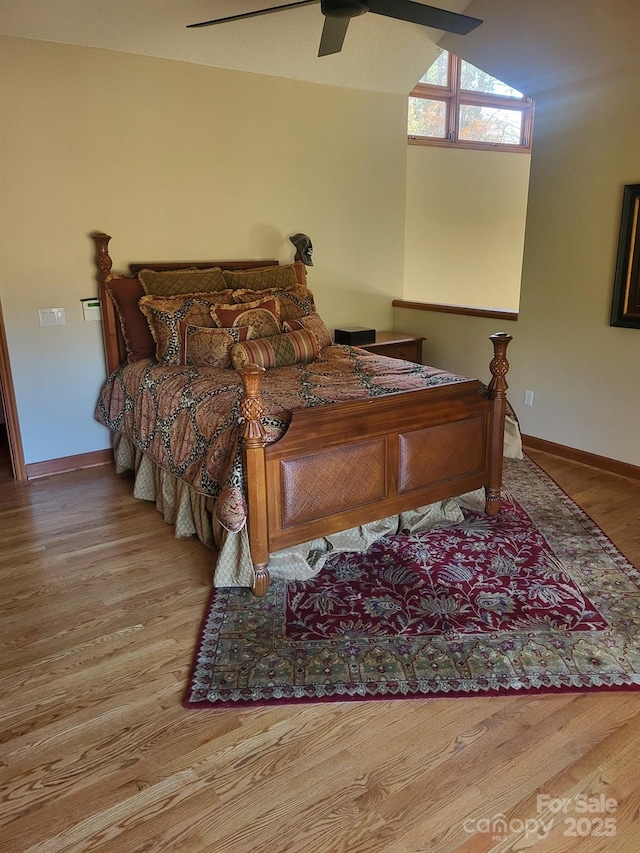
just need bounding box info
[368,0,482,35]
[318,15,350,56]
[187,0,319,29]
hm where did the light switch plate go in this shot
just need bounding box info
[38,307,66,327]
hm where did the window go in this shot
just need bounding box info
[408,51,534,152]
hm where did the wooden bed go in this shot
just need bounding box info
[92,232,512,596]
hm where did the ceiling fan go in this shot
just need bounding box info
[187,1,483,57]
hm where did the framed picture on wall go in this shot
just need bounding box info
[610,183,640,328]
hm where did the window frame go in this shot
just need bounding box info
[408,53,534,153]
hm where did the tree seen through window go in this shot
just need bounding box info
[408,52,534,152]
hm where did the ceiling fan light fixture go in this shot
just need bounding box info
[321,1,369,19]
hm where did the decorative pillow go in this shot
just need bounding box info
[233,284,316,323]
[222,262,306,291]
[230,328,320,370]
[283,312,332,349]
[104,274,156,362]
[211,297,281,339]
[138,267,229,296]
[139,290,234,365]
[179,323,252,368]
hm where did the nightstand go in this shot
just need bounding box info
[357,332,425,364]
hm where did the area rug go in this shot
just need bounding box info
[185,457,640,707]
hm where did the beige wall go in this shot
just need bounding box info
[4,1,639,470]
[396,0,640,466]
[0,37,408,464]
[404,145,530,311]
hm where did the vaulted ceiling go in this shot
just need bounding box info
[0,0,476,94]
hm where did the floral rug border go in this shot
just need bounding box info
[185,457,640,707]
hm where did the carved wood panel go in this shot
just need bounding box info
[397,417,485,493]
[280,438,387,527]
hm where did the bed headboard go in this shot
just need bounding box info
[91,232,286,376]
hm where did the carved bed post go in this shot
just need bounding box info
[237,364,271,596]
[90,232,121,376]
[92,231,113,285]
[485,332,512,516]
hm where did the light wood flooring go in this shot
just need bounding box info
[1,450,640,852]
[0,424,12,484]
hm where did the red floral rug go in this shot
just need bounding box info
[185,457,640,707]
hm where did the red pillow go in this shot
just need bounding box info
[104,274,155,362]
[211,298,281,338]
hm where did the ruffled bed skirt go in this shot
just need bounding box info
[113,414,522,588]
[113,433,472,587]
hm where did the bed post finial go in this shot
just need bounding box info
[91,232,125,376]
[486,332,512,516]
[488,332,512,399]
[91,232,113,285]
[237,364,270,597]
[238,363,267,445]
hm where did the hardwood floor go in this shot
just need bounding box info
[0,423,12,484]
[1,451,640,852]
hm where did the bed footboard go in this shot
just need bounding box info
[239,332,511,596]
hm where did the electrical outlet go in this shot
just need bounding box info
[524,389,534,407]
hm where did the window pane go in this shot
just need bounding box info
[408,97,447,138]
[460,61,523,98]
[459,104,523,144]
[419,51,449,87]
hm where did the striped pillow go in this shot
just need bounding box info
[230,328,320,370]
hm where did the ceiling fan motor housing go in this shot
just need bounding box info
[321,1,369,19]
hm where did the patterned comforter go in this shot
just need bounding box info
[95,345,469,532]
